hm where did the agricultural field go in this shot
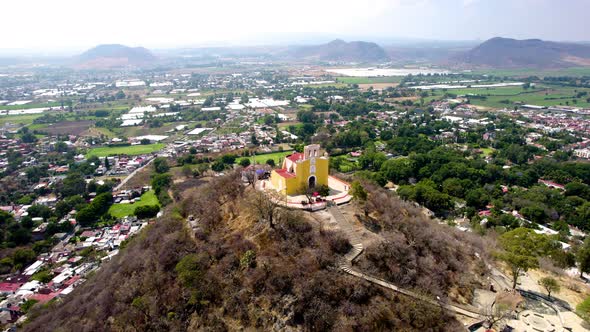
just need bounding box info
[0,114,43,126]
[112,122,186,137]
[85,127,117,138]
[108,190,158,218]
[472,67,590,78]
[306,82,347,89]
[0,101,62,111]
[86,143,165,157]
[358,83,399,91]
[239,150,294,165]
[36,120,95,136]
[427,84,590,108]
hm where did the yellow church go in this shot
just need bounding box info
[270,144,329,196]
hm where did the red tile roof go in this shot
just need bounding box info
[286,152,304,163]
[0,282,23,293]
[28,292,59,304]
[64,276,80,287]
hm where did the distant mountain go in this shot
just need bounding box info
[454,37,590,68]
[287,39,389,62]
[75,44,156,69]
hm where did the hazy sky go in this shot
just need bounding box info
[1,0,588,53]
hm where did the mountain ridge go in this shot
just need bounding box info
[454,37,590,68]
[286,39,390,62]
[74,44,157,69]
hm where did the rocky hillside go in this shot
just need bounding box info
[23,173,485,331]
[455,37,590,68]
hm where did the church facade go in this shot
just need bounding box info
[270,144,329,196]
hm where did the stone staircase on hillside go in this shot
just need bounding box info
[326,204,484,320]
[327,205,363,267]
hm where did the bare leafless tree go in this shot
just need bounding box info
[243,168,257,187]
[484,303,513,330]
[249,191,282,228]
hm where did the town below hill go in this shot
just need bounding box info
[1,41,590,331]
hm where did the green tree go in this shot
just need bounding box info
[239,158,251,167]
[75,192,113,226]
[134,205,160,219]
[577,296,590,323]
[221,154,237,164]
[182,164,193,178]
[497,228,555,289]
[19,127,37,143]
[465,188,490,210]
[442,178,464,197]
[351,181,368,216]
[60,173,86,197]
[240,250,257,269]
[565,182,590,200]
[32,270,53,283]
[577,237,590,278]
[76,207,96,226]
[521,204,547,224]
[12,248,36,271]
[380,158,414,184]
[151,173,172,194]
[27,205,53,220]
[575,202,590,230]
[211,160,225,172]
[539,277,560,298]
[20,299,39,313]
[153,157,170,174]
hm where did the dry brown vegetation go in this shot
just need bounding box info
[41,120,94,136]
[358,83,399,91]
[356,183,491,305]
[24,174,478,331]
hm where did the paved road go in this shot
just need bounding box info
[327,205,485,320]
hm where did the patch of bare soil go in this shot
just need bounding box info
[119,166,153,190]
[42,120,95,136]
[385,96,420,102]
[528,269,590,309]
[563,56,590,66]
[359,83,399,91]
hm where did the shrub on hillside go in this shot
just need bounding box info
[134,205,160,219]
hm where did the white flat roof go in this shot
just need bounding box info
[187,127,214,135]
[133,135,168,142]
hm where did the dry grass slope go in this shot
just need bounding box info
[24,174,480,331]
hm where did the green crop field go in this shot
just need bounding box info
[0,114,44,126]
[306,83,347,88]
[471,67,590,78]
[426,84,590,108]
[239,150,294,165]
[109,190,159,218]
[86,143,165,157]
[0,101,62,111]
[27,124,48,131]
